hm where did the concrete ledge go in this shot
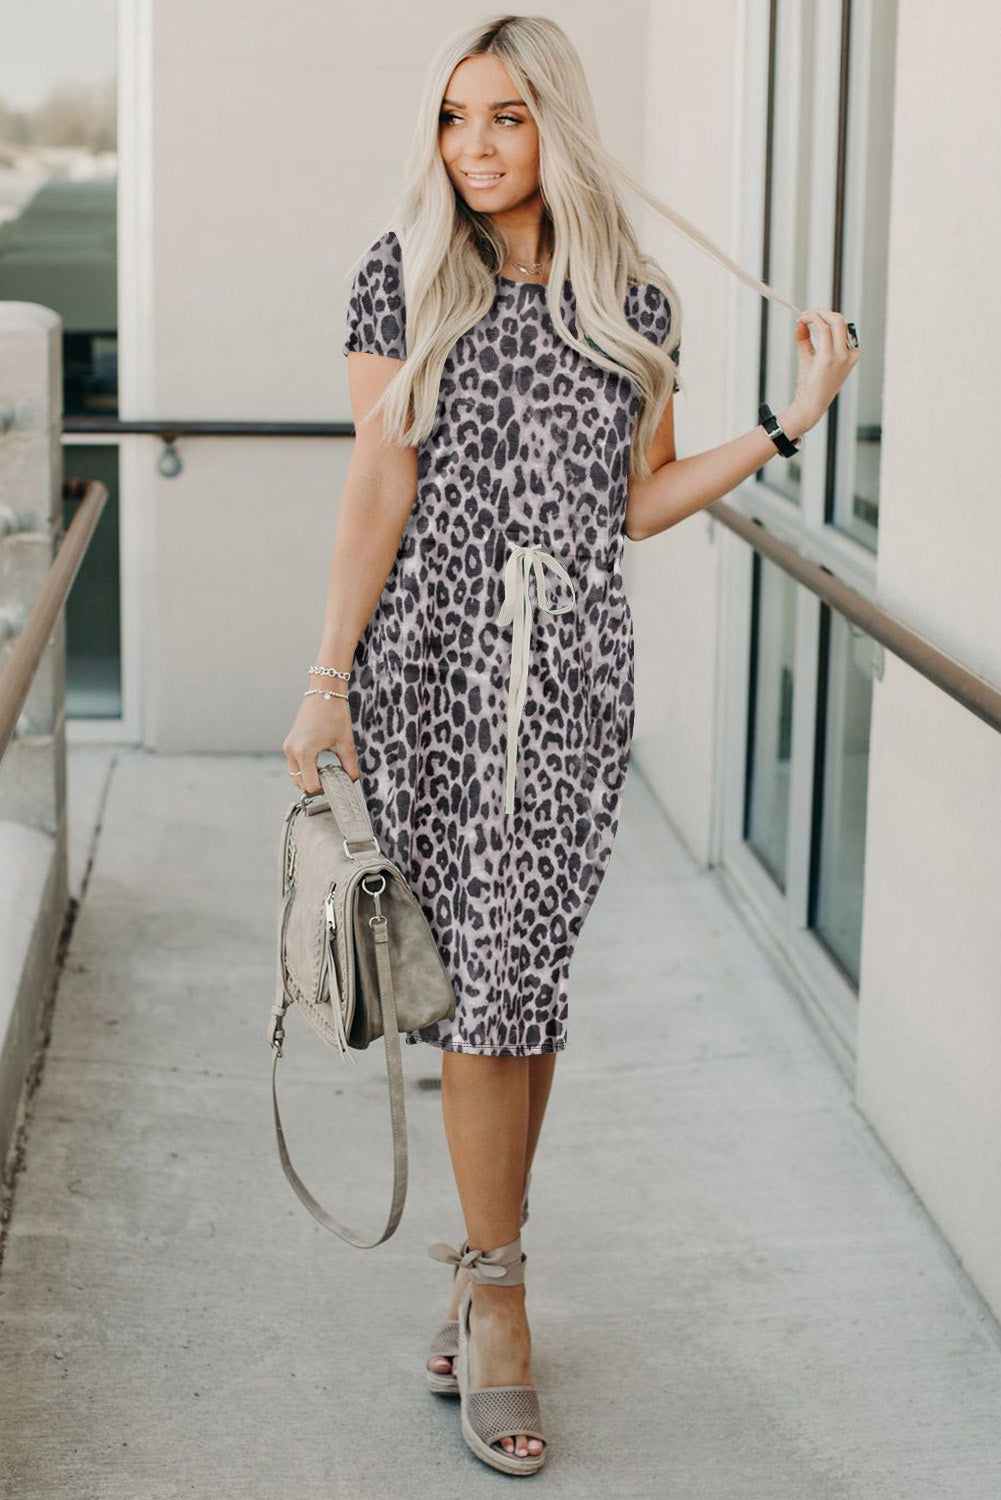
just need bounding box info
[0,302,62,435]
[0,818,66,1177]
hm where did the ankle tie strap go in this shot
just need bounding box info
[427,1234,526,1285]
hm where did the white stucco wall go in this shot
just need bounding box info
[854,1,1001,1316]
[144,0,651,752]
[627,0,734,869]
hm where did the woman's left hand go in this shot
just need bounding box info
[785,308,861,436]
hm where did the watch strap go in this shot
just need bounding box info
[759,402,801,457]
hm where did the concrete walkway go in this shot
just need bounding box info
[2,746,1001,1499]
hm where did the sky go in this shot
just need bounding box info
[0,0,116,110]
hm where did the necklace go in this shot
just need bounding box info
[504,251,552,275]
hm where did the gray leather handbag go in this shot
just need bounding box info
[268,751,456,1247]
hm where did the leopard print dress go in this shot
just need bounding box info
[342,230,677,1056]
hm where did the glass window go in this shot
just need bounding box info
[758,0,897,541]
[758,0,818,507]
[62,445,121,718]
[744,555,798,890]
[809,607,873,983]
[827,0,898,545]
[737,0,896,1014]
[0,1,118,417]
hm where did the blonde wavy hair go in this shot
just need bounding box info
[351,13,798,481]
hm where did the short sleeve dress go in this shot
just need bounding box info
[342,229,677,1056]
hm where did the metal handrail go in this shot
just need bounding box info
[58,419,1001,740]
[63,418,352,438]
[707,497,1001,737]
[0,479,108,764]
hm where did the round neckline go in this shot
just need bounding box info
[494,272,549,289]
[494,273,574,292]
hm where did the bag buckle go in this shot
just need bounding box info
[268,998,289,1055]
[343,835,380,860]
[361,871,387,926]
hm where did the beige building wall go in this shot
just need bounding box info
[853,1,1001,1316]
[628,0,735,866]
[143,0,651,753]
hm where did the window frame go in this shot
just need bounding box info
[66,0,156,747]
[715,0,891,1067]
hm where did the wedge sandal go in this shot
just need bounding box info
[425,1233,471,1393]
[424,1170,531,1395]
[453,1234,547,1475]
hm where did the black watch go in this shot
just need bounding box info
[759,402,802,457]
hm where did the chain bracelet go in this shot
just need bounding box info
[308,663,351,679]
[303,688,349,701]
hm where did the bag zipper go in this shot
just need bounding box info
[323,880,353,1058]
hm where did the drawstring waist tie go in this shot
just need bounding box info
[496,543,577,817]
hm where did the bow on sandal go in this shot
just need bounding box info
[425,1171,531,1394]
[451,1234,547,1475]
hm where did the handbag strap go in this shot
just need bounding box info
[269,906,409,1247]
[317,759,379,847]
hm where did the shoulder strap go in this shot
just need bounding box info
[270,909,408,1247]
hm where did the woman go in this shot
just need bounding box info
[282,13,859,1477]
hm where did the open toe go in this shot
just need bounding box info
[452,1236,548,1476]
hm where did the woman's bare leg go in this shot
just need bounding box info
[525,1051,557,1180]
[427,1050,558,1458]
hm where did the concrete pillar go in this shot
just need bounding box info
[0,302,68,1181]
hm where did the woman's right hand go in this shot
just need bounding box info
[282,693,360,795]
